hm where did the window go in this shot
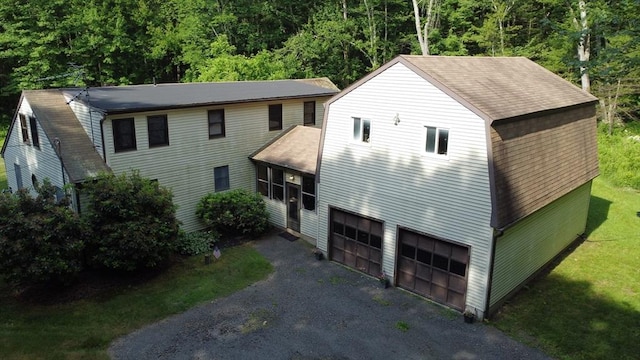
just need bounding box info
[257,164,269,197]
[269,104,282,131]
[208,109,225,138]
[303,101,315,126]
[19,114,29,143]
[29,116,39,149]
[113,118,136,152]
[425,126,449,155]
[31,174,38,188]
[214,166,230,192]
[147,115,169,147]
[353,117,371,143]
[302,175,315,210]
[271,168,284,201]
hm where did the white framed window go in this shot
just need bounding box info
[352,117,371,143]
[214,165,230,192]
[425,126,449,156]
[301,175,316,211]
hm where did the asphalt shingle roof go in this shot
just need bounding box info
[250,125,321,175]
[68,78,339,114]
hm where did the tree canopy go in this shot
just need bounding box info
[1,0,638,123]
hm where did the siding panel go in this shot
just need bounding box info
[489,181,592,310]
[318,63,493,314]
[104,97,330,232]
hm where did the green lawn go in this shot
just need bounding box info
[493,177,640,360]
[0,245,272,360]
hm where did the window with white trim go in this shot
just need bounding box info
[302,175,315,211]
[214,165,230,192]
[353,117,371,143]
[257,164,269,197]
[303,101,315,126]
[425,126,449,156]
[271,168,284,201]
[19,114,29,143]
[29,116,40,149]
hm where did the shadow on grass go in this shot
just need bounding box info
[495,274,639,360]
[585,195,612,237]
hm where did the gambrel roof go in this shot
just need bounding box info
[320,55,599,229]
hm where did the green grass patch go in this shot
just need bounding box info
[493,177,640,359]
[0,244,272,360]
[395,320,410,332]
[597,122,640,190]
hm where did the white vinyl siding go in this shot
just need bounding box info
[3,97,68,197]
[318,63,493,315]
[489,181,592,310]
[103,97,330,232]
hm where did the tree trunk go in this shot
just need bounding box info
[573,0,591,93]
[412,0,428,55]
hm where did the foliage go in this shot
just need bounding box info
[196,189,269,237]
[175,229,220,256]
[0,245,272,359]
[493,177,640,360]
[0,180,85,286]
[82,172,180,272]
[597,122,640,190]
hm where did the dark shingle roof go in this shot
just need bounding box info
[250,125,321,175]
[399,55,598,120]
[69,78,339,114]
[24,89,110,182]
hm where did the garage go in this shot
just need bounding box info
[329,208,383,277]
[396,228,469,311]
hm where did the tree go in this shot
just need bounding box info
[82,172,179,272]
[571,0,591,92]
[0,180,85,287]
[412,0,441,55]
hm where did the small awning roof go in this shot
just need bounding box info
[250,125,320,175]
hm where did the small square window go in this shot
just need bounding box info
[303,101,315,126]
[147,115,169,147]
[208,109,225,138]
[214,166,230,192]
[353,117,370,143]
[113,118,136,152]
[425,126,449,156]
[269,104,283,131]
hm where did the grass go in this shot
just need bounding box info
[493,177,640,360]
[0,244,272,360]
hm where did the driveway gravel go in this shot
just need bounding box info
[109,234,551,360]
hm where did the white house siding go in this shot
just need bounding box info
[3,97,67,197]
[489,181,592,311]
[64,92,104,159]
[317,63,493,314]
[104,97,329,232]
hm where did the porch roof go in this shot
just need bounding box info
[250,125,320,175]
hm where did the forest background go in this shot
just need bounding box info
[1,0,639,127]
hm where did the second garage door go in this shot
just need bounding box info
[329,208,383,277]
[396,228,469,311]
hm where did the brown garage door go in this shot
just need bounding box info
[397,228,469,311]
[330,209,383,277]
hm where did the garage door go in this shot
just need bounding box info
[397,228,469,311]
[329,209,383,277]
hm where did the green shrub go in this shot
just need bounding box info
[0,180,85,286]
[597,123,640,190]
[196,189,269,237]
[82,172,180,272]
[176,230,220,256]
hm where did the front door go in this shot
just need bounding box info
[287,183,300,232]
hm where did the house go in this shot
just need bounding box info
[1,79,339,232]
[315,55,599,319]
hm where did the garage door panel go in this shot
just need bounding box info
[397,228,469,312]
[329,209,383,278]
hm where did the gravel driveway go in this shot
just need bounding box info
[109,234,551,360]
